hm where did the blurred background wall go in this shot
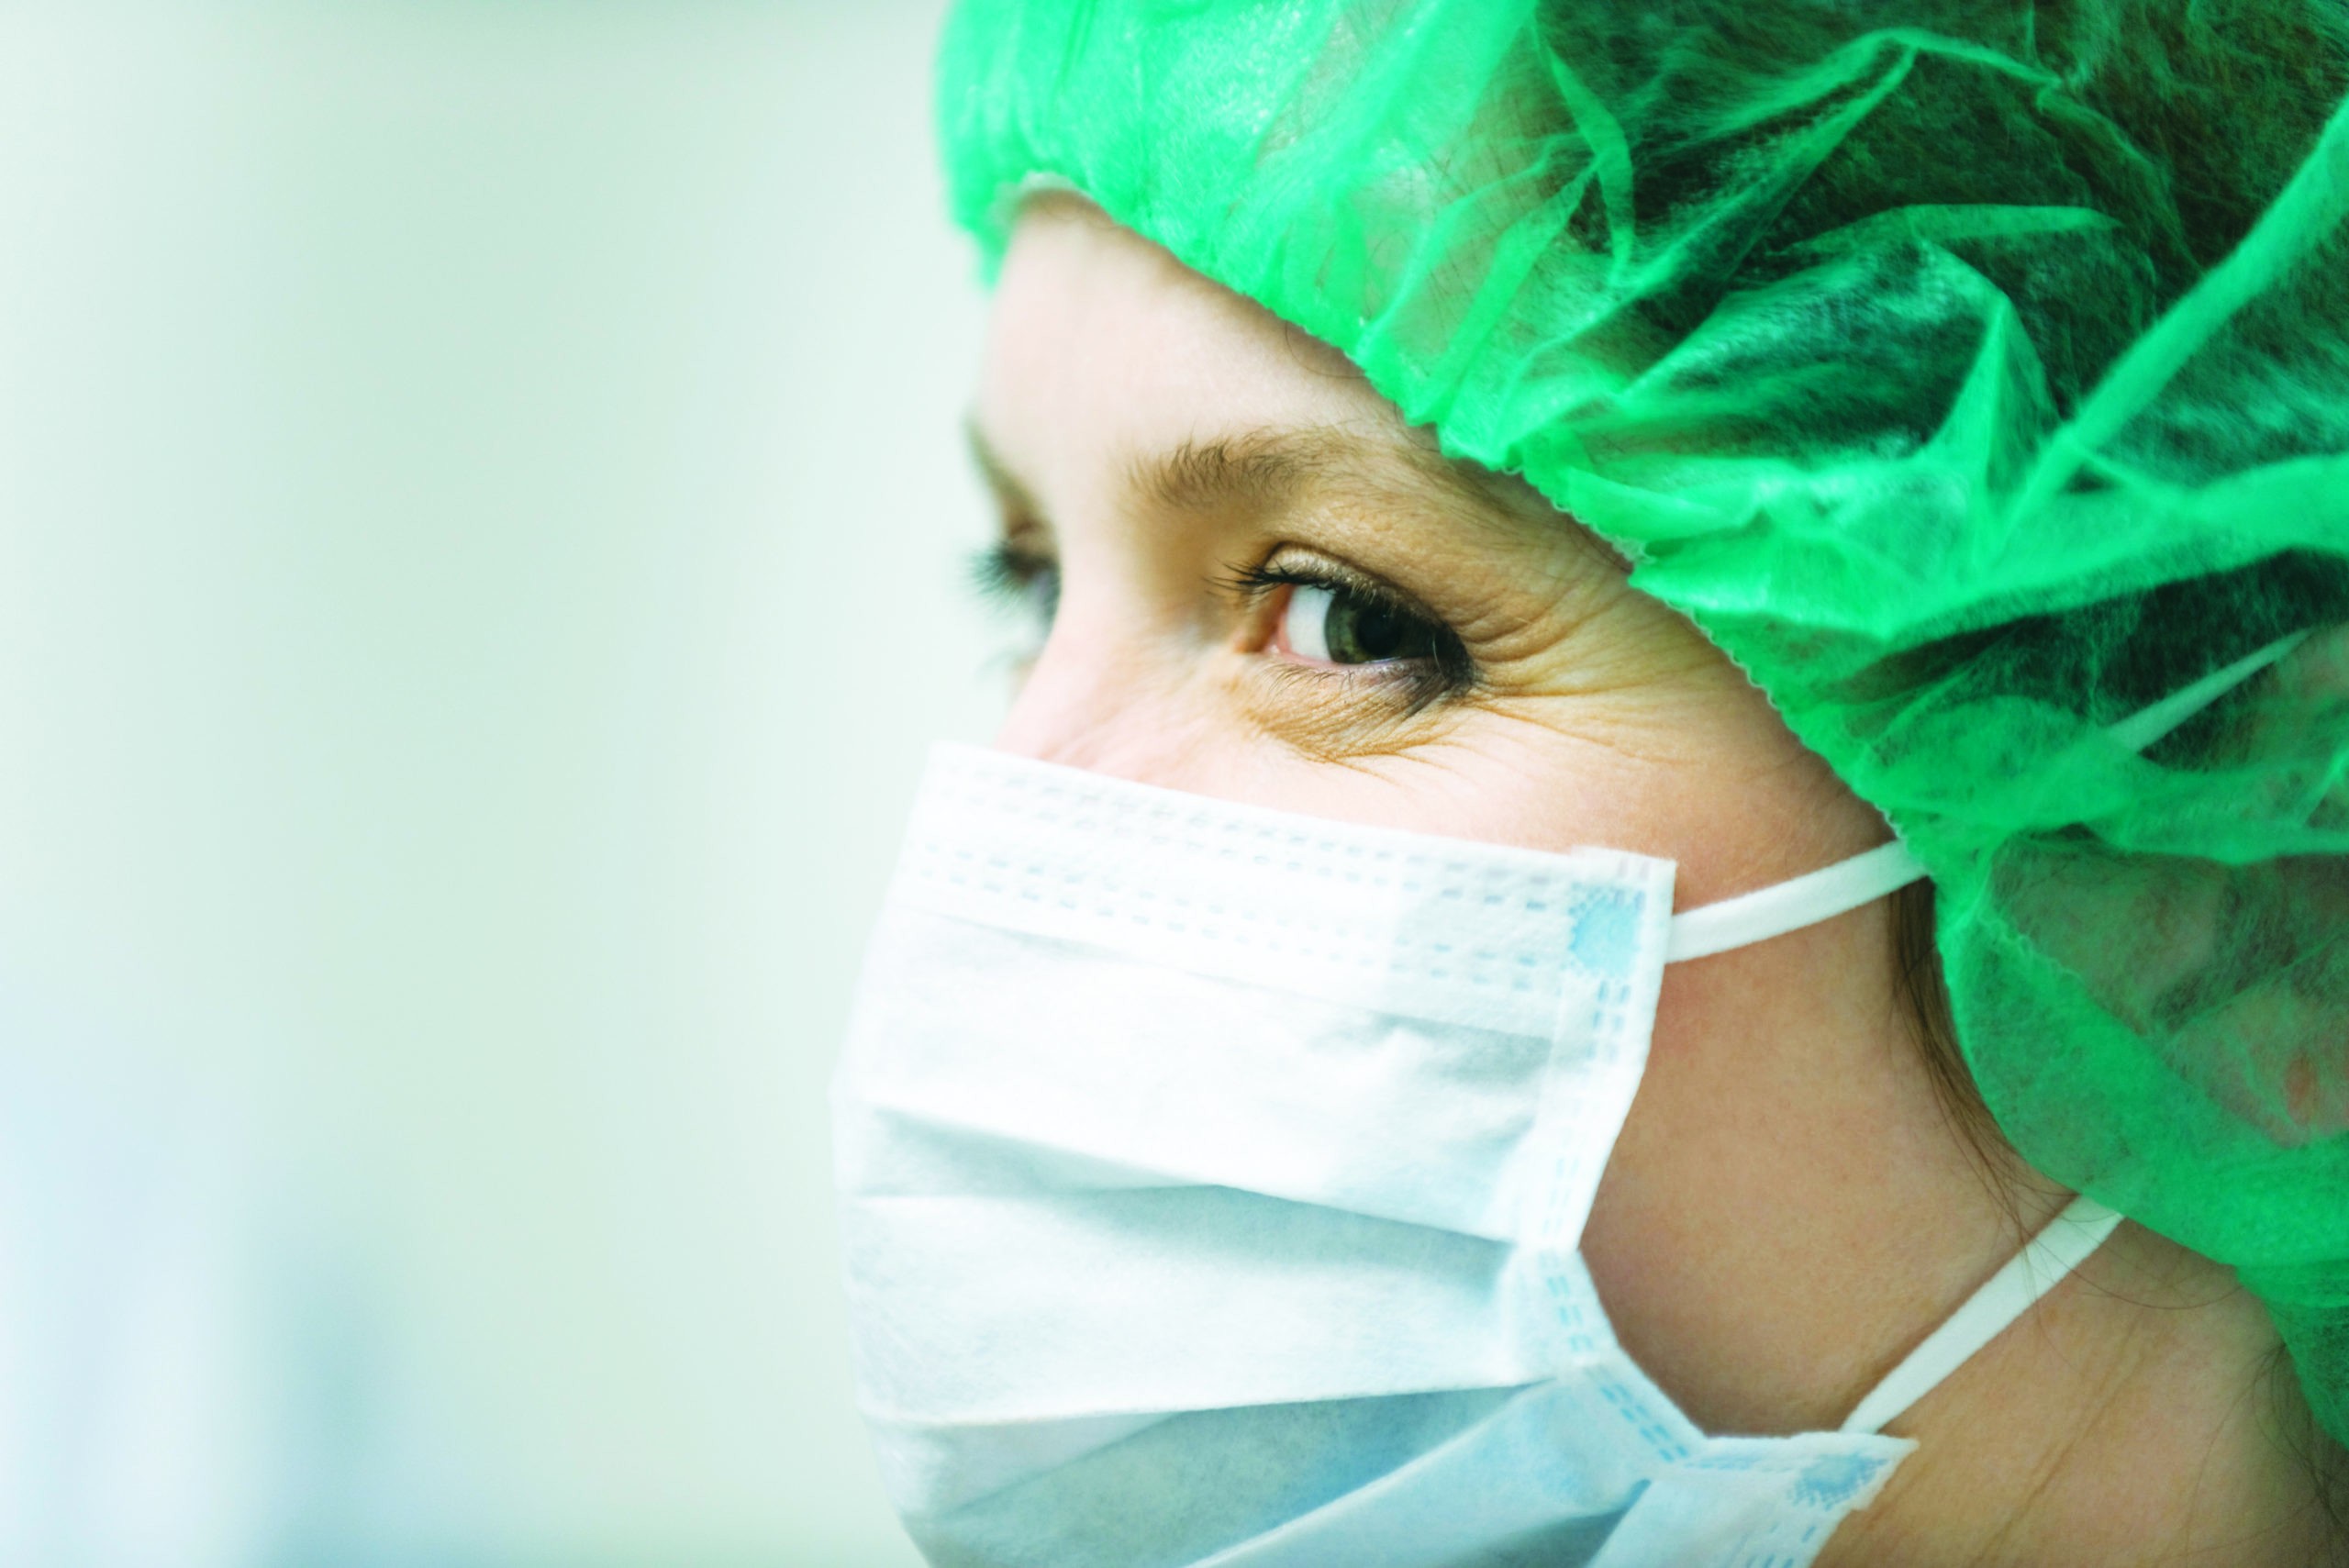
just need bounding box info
[0,3,996,1562]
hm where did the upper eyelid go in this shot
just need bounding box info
[983,537,1055,570]
[969,540,1060,609]
[1227,552,1446,625]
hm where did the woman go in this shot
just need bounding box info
[837,3,2349,1562]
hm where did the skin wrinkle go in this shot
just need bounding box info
[1138,431,1622,670]
[1101,422,1706,773]
[971,195,2343,1565]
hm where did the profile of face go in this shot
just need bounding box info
[956,196,2326,1559]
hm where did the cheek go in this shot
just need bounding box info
[1364,721,1687,854]
[1217,698,1818,873]
[1081,709,1649,851]
[1584,904,1955,1433]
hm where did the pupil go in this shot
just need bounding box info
[1329,593,1429,663]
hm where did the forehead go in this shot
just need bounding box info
[975,201,1418,491]
[973,199,1569,544]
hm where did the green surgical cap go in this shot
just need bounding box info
[936,0,2349,1441]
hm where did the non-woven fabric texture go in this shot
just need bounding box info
[836,745,1916,1566]
[934,0,2349,1442]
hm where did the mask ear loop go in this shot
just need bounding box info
[1838,1194,2123,1435]
[1653,628,2310,1435]
[1664,838,1927,962]
[1662,628,2314,963]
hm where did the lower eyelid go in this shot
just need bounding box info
[1258,650,1460,706]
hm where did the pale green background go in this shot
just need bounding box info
[0,4,996,1562]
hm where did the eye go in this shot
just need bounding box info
[1278,582,1449,666]
[1230,555,1475,709]
[970,539,1060,651]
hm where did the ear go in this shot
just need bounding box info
[1984,628,2349,1148]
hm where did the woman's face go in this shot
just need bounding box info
[967,198,2043,1436]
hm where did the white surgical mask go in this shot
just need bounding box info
[832,744,2121,1568]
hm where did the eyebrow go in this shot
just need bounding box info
[1137,425,1520,522]
[965,418,1511,528]
[1130,429,1330,513]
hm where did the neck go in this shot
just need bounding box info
[1823,1219,2347,1566]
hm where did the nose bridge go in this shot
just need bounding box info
[993,622,1192,778]
[993,629,1136,771]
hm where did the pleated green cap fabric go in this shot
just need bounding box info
[937,0,2349,1443]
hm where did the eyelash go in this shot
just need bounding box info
[970,539,1060,629]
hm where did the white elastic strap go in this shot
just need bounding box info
[1839,1194,2124,1436]
[1662,628,2310,962]
[2101,628,2310,753]
[1664,838,1928,962]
